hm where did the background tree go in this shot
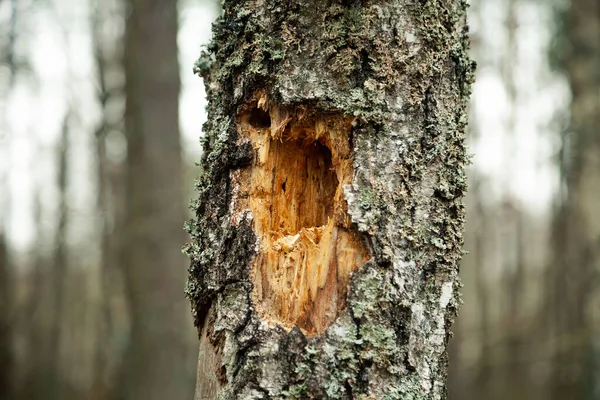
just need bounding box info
[117,0,196,399]
[546,0,600,398]
[0,233,12,399]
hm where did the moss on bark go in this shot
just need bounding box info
[186,1,474,398]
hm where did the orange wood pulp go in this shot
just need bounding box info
[235,101,368,335]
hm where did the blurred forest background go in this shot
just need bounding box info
[0,0,597,399]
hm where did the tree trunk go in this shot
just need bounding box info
[548,0,600,398]
[186,1,474,399]
[0,2,17,396]
[47,113,70,400]
[0,233,12,400]
[119,0,195,398]
[90,2,127,397]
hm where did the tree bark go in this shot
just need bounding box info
[186,1,474,399]
[119,0,195,398]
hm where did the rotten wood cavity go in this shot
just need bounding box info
[233,100,368,336]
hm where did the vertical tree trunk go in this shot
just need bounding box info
[473,184,491,396]
[186,1,474,399]
[0,233,12,400]
[119,0,195,398]
[0,2,17,396]
[47,114,70,400]
[548,0,600,398]
[23,190,49,400]
[90,3,126,397]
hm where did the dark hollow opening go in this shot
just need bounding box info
[249,108,271,129]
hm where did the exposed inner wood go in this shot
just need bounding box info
[195,306,220,400]
[236,101,368,336]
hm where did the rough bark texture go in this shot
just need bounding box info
[548,0,600,398]
[119,0,195,398]
[186,1,474,399]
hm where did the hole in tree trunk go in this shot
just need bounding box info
[266,138,337,233]
[234,101,368,336]
[248,107,271,128]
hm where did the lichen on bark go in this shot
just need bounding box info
[185,1,475,399]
